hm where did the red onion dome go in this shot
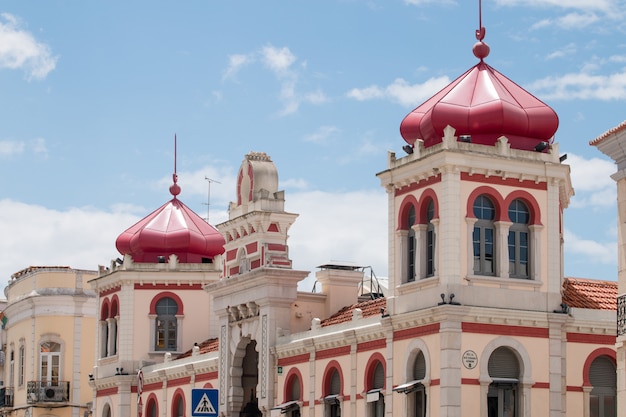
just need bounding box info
[400,51,558,151]
[116,197,225,263]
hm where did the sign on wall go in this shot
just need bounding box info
[191,388,219,417]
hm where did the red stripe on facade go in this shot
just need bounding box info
[196,371,218,382]
[99,286,121,296]
[461,378,480,385]
[267,243,286,251]
[566,332,616,345]
[532,382,550,389]
[430,379,440,386]
[168,376,191,387]
[96,387,118,397]
[251,259,261,269]
[134,283,203,290]
[143,382,162,392]
[316,346,350,360]
[229,266,240,276]
[226,249,237,261]
[394,323,440,341]
[567,386,584,392]
[462,322,549,338]
[277,353,310,366]
[246,242,258,254]
[357,339,386,352]
[460,172,547,190]
[395,174,442,197]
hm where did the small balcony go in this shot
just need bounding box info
[0,387,14,407]
[619,294,626,337]
[26,381,70,403]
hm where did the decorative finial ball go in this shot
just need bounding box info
[473,41,490,60]
[169,183,181,196]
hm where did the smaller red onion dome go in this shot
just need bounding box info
[400,32,558,151]
[116,173,225,263]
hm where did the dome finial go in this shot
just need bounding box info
[169,134,181,197]
[473,0,490,60]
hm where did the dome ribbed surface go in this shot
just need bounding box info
[116,198,225,263]
[400,61,558,151]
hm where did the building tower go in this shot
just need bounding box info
[376,20,573,417]
[88,155,225,417]
[590,120,626,411]
[208,152,308,416]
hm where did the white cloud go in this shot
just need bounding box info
[563,228,616,273]
[222,53,253,80]
[0,140,25,157]
[546,43,577,60]
[303,126,340,144]
[347,76,451,107]
[527,70,626,100]
[556,12,600,29]
[260,45,297,74]
[566,153,615,208]
[0,13,58,80]
[287,189,388,290]
[0,199,140,282]
[494,0,617,13]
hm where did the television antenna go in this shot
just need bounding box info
[204,176,221,223]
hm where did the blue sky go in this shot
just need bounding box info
[0,0,624,291]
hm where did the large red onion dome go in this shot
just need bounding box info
[116,173,225,263]
[400,35,558,151]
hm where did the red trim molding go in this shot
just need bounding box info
[277,353,310,366]
[357,339,386,352]
[395,174,442,197]
[317,346,350,360]
[394,323,440,341]
[462,322,549,338]
[461,172,547,190]
[97,387,118,397]
[567,333,616,345]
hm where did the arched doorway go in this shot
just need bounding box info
[487,346,519,417]
[240,340,261,417]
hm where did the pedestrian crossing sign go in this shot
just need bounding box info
[191,388,219,417]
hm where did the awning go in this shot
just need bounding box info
[323,394,340,405]
[393,379,423,394]
[270,400,299,416]
[366,389,382,403]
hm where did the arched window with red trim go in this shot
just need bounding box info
[473,194,496,276]
[508,199,530,279]
[323,362,343,417]
[365,355,386,417]
[172,390,186,417]
[146,395,158,417]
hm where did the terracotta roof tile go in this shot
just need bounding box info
[562,277,617,310]
[177,337,219,359]
[589,119,626,146]
[321,297,387,327]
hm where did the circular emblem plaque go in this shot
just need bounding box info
[462,350,478,369]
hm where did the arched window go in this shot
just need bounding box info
[172,391,185,417]
[287,374,301,417]
[146,397,158,417]
[102,403,112,417]
[367,360,385,417]
[589,356,616,417]
[473,195,496,275]
[394,351,426,417]
[487,347,519,417]
[508,199,530,279]
[100,301,110,358]
[155,297,178,351]
[425,200,435,278]
[324,367,342,417]
[40,341,61,385]
[407,205,416,282]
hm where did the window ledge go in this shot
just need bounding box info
[397,276,439,295]
[465,275,542,290]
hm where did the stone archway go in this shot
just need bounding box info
[231,337,262,417]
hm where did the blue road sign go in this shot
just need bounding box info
[191,388,219,417]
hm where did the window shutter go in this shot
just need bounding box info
[590,357,616,389]
[488,347,520,379]
[330,369,341,395]
[414,351,426,380]
[372,362,385,389]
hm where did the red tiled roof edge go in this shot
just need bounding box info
[589,120,626,146]
[562,277,617,310]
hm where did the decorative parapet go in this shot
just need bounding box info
[618,294,626,336]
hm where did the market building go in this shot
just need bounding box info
[0,13,621,417]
